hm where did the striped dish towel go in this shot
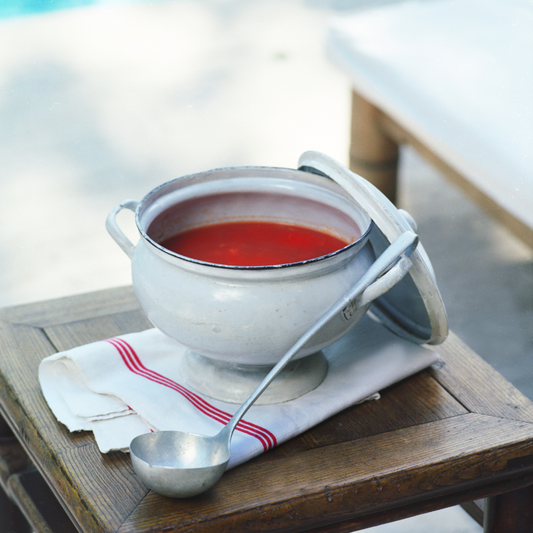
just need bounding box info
[38,315,440,469]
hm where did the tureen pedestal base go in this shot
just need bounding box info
[180,350,328,405]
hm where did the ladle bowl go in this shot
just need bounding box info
[130,431,230,498]
[129,231,419,498]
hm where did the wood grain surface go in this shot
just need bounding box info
[1,286,533,532]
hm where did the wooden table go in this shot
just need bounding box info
[345,89,533,248]
[1,286,533,532]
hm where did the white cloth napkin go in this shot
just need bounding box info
[39,315,440,469]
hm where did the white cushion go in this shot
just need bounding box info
[327,0,533,230]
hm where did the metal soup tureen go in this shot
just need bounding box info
[106,151,448,404]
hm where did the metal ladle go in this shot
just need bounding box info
[130,231,419,498]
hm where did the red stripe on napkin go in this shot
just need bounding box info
[105,338,277,450]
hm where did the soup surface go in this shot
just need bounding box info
[159,221,351,266]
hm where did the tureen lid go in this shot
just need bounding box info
[298,151,448,345]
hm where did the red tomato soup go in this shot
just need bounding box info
[159,221,351,266]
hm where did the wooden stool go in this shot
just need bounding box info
[327,0,533,247]
[0,286,533,532]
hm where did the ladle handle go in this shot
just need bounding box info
[221,230,419,443]
[106,200,140,258]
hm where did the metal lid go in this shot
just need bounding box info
[298,151,448,345]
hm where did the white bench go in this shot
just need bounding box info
[327,0,533,247]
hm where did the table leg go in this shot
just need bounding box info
[349,90,399,204]
[483,484,533,532]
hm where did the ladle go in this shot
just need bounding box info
[129,230,419,498]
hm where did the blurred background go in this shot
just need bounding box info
[0,1,531,530]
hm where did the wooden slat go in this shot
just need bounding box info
[1,420,72,533]
[119,414,533,533]
[0,486,31,533]
[7,468,78,533]
[0,286,138,328]
[0,422,34,533]
[0,321,94,454]
[255,371,467,462]
[44,309,153,352]
[430,332,533,423]
[52,444,148,533]
[0,437,33,490]
[302,477,530,533]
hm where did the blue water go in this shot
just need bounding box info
[0,0,145,19]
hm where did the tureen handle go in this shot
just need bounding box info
[106,200,140,258]
[354,230,417,310]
